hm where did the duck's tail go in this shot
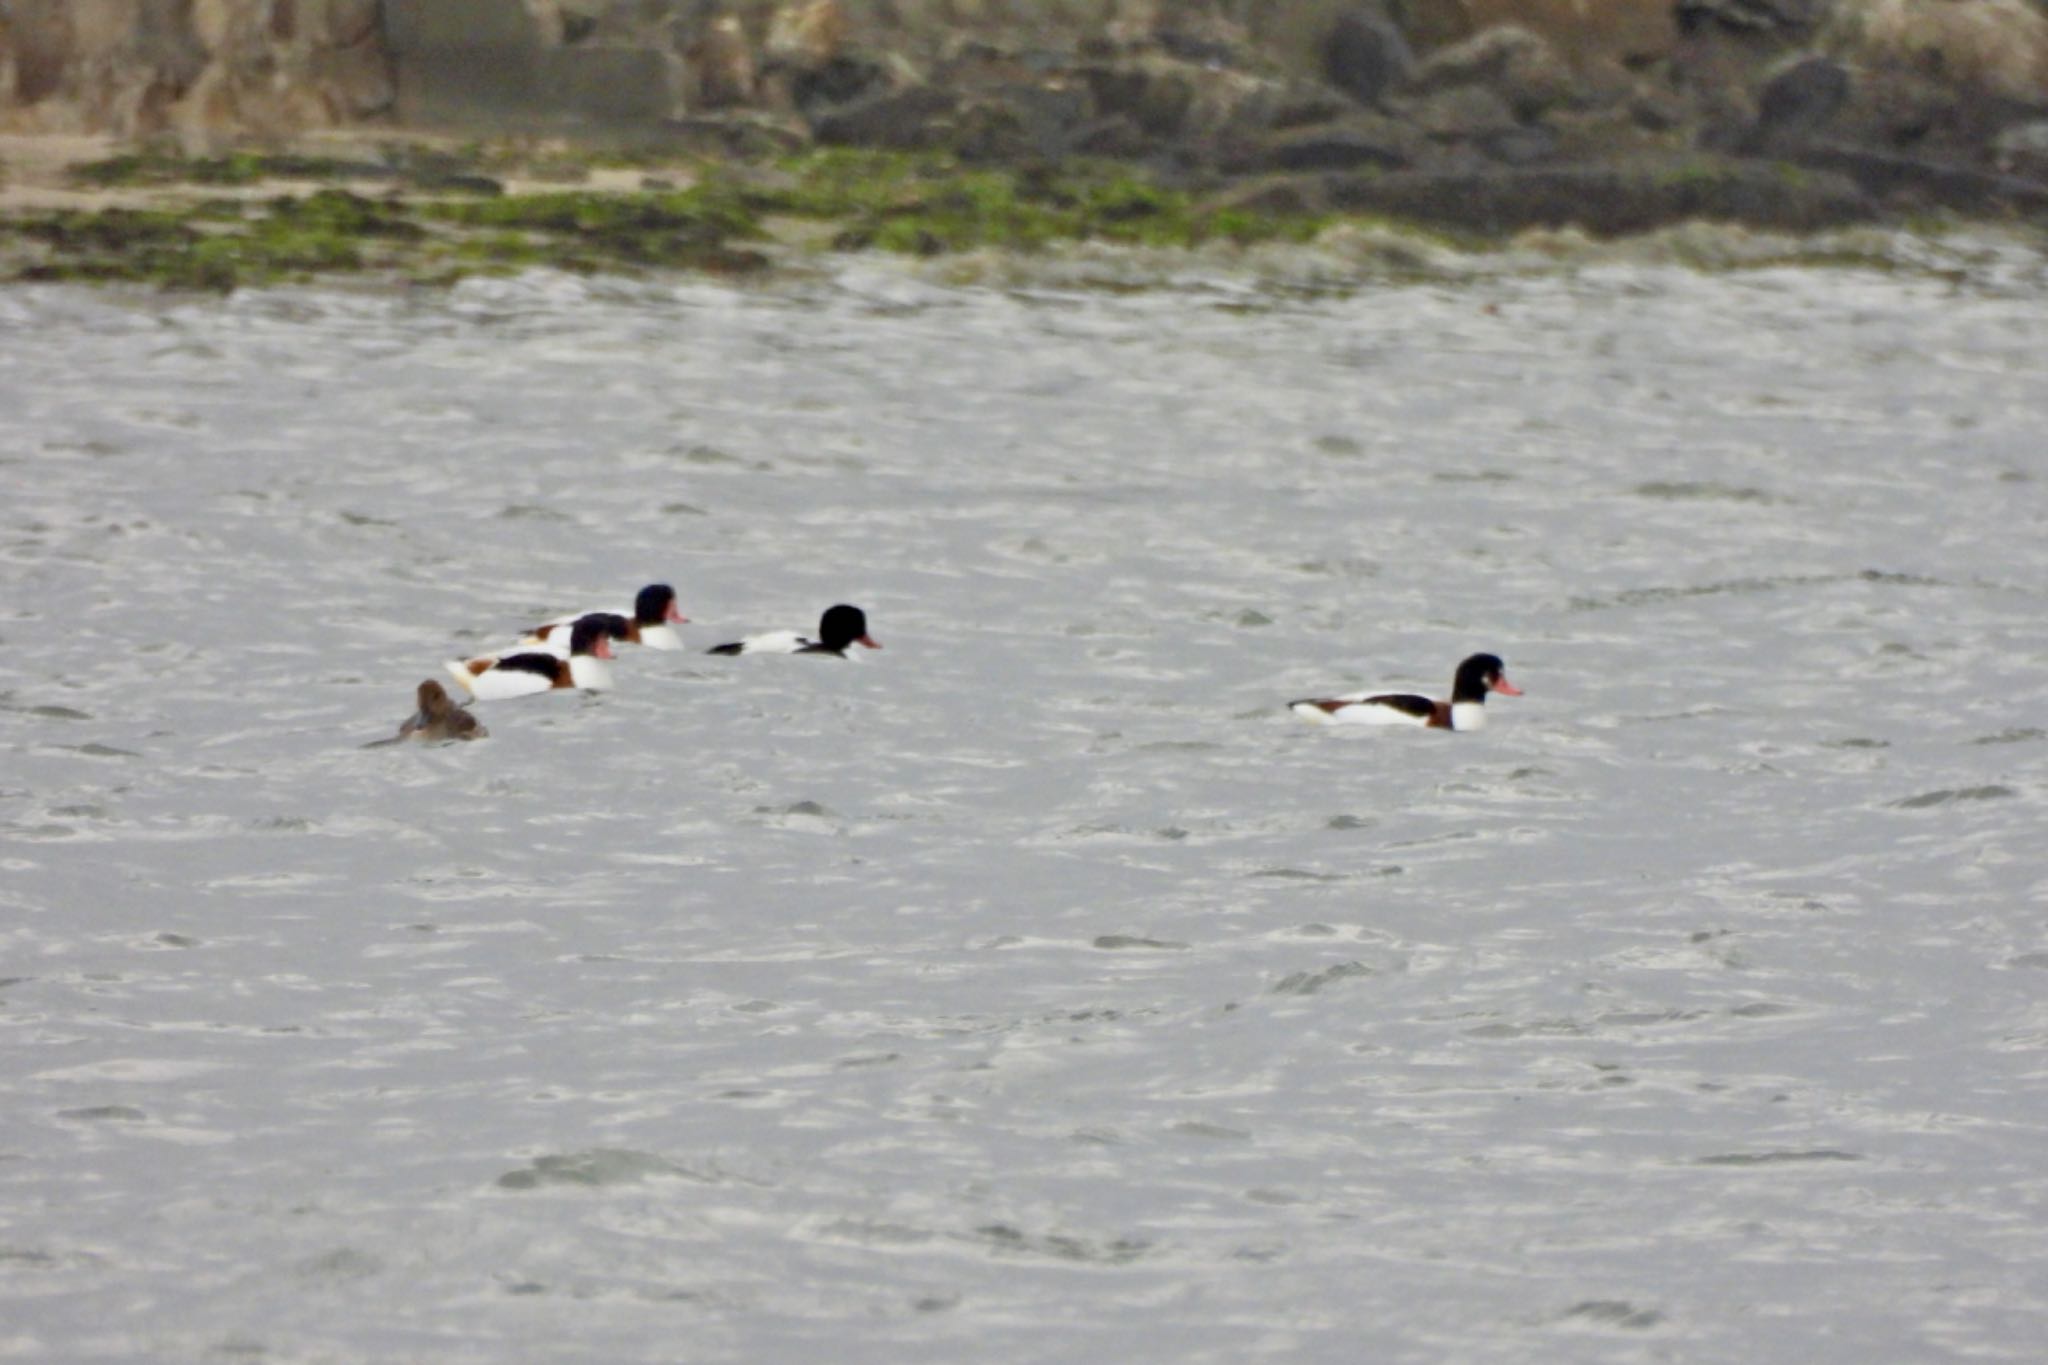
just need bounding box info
[444,658,484,696]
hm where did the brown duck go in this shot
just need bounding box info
[397,679,489,743]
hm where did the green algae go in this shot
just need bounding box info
[72,149,385,188]
[11,146,1351,289]
[423,188,768,274]
[736,150,1328,254]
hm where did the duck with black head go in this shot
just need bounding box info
[521,583,690,653]
[1291,653,1523,731]
[446,615,622,700]
[707,604,881,659]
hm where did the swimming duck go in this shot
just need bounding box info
[396,679,488,742]
[1290,653,1522,731]
[523,611,641,659]
[446,615,619,700]
[522,583,689,653]
[707,604,881,658]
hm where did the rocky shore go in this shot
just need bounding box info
[3,1,2047,286]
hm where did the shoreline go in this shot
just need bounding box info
[3,131,2044,293]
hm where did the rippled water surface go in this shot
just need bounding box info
[4,247,2048,1363]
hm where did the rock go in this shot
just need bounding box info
[1629,87,1696,132]
[1084,58,1196,138]
[1403,84,1521,142]
[1324,7,1414,107]
[1789,142,2048,211]
[1678,0,1831,35]
[788,56,895,116]
[809,83,957,148]
[542,44,681,124]
[0,0,411,135]
[1202,173,1335,219]
[662,111,811,157]
[386,0,548,121]
[1322,159,1876,234]
[765,0,848,72]
[1004,83,1094,154]
[687,15,756,111]
[1746,54,1850,149]
[1067,113,1154,157]
[1822,0,2048,106]
[311,38,398,118]
[2,4,71,107]
[1812,1,2048,158]
[1406,0,1676,71]
[1994,120,2048,179]
[388,0,545,49]
[326,0,385,49]
[1479,123,1563,166]
[189,0,240,51]
[1405,25,1578,120]
[1230,115,1420,173]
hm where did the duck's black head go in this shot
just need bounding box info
[635,583,684,626]
[577,611,635,646]
[818,603,880,652]
[569,615,623,659]
[1452,653,1522,702]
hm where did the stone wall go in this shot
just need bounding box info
[0,0,393,137]
[2,0,2045,164]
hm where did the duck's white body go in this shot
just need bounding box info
[445,651,615,701]
[716,629,820,657]
[446,618,618,701]
[1292,695,1489,730]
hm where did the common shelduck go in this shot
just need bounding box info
[446,615,619,700]
[396,679,488,742]
[708,604,880,658]
[1290,653,1522,731]
[522,583,689,653]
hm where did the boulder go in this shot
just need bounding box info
[1822,0,2048,106]
[765,0,849,72]
[1994,119,2048,179]
[326,0,385,49]
[542,44,682,124]
[1743,53,1851,148]
[1404,25,1578,120]
[1083,56,1196,138]
[1323,7,1414,106]
[1403,0,1676,71]
[809,82,958,147]
[1810,1,2048,159]
[1229,114,1421,173]
[687,15,757,110]
[1789,142,2048,211]
[950,85,1094,160]
[1677,0,1831,36]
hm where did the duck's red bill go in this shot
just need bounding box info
[596,638,616,660]
[667,604,689,623]
[1494,675,1523,696]
[859,635,881,649]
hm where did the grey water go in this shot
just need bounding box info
[3,237,2047,1363]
